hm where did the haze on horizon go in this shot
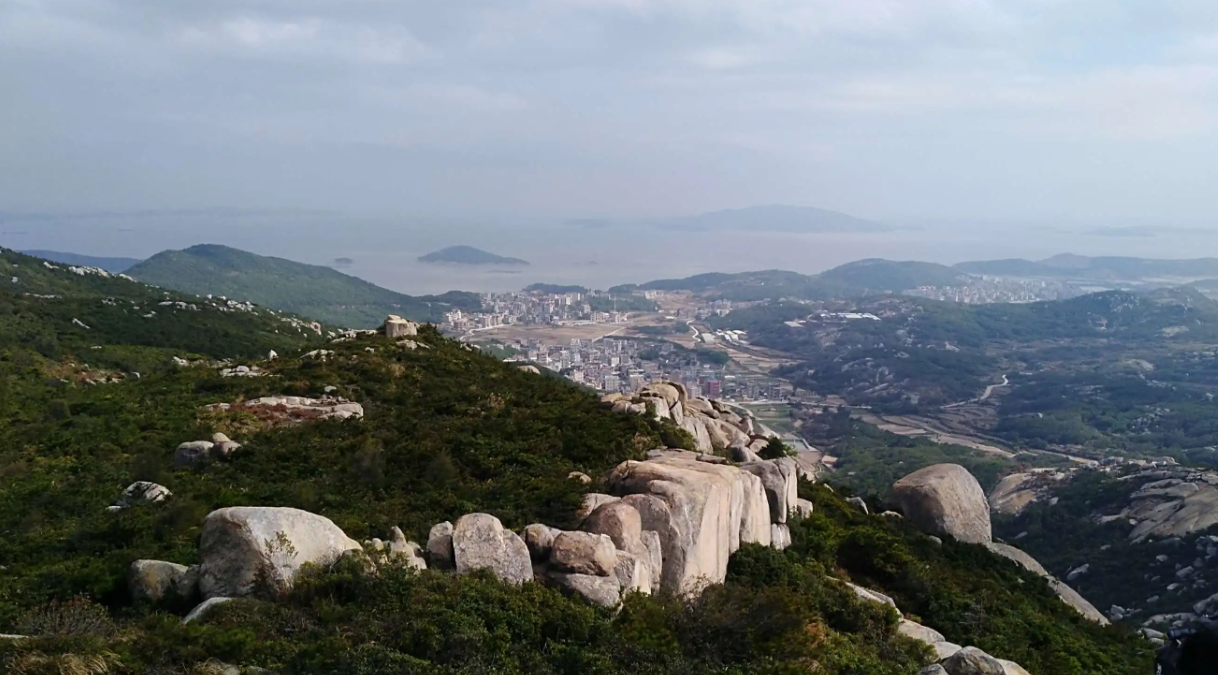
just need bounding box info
[3,1,1218,235]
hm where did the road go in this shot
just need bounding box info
[944,374,1009,408]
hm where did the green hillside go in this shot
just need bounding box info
[127,244,482,328]
[0,250,1152,674]
[1,248,322,374]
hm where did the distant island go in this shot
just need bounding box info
[418,245,529,266]
[332,257,354,266]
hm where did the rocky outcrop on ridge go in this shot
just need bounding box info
[987,469,1069,516]
[606,449,785,594]
[891,464,1107,625]
[602,382,779,457]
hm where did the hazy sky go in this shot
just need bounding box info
[4,1,1218,224]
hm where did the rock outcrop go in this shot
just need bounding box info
[450,513,533,585]
[197,506,362,598]
[606,451,774,594]
[426,521,455,569]
[605,382,779,455]
[383,315,419,338]
[890,464,992,544]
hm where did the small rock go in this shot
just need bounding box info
[174,440,215,468]
[129,560,193,603]
[793,498,814,518]
[847,496,869,514]
[114,481,171,509]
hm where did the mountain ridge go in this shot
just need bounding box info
[127,244,481,328]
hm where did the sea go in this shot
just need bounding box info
[4,211,1217,295]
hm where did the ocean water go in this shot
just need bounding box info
[5,211,1217,295]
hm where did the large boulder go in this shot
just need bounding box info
[609,455,771,594]
[941,646,1006,675]
[197,507,361,598]
[898,619,946,647]
[890,464,992,544]
[129,560,193,603]
[524,523,560,561]
[452,513,533,585]
[577,493,620,521]
[383,315,419,338]
[640,382,685,408]
[174,441,215,469]
[427,521,455,569]
[582,501,642,552]
[548,571,621,608]
[613,550,652,595]
[550,531,617,576]
[997,660,1032,675]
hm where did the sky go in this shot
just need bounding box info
[3,0,1218,226]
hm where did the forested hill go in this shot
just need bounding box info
[0,248,1153,674]
[0,248,323,371]
[127,244,482,328]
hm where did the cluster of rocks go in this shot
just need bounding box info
[204,396,364,424]
[220,365,265,378]
[174,432,244,469]
[891,464,1108,625]
[130,439,816,620]
[604,382,821,477]
[604,382,769,456]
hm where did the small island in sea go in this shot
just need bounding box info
[418,245,529,266]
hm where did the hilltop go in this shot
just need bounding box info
[0,249,1151,674]
[20,249,142,273]
[956,254,1218,280]
[127,244,481,328]
[614,259,968,300]
[418,245,529,265]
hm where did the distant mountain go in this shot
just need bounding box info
[127,244,481,328]
[419,246,529,266]
[957,254,1218,280]
[523,283,589,294]
[21,249,141,273]
[817,259,965,291]
[664,205,890,233]
[617,260,966,301]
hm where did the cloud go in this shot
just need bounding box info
[176,16,432,64]
[3,0,1218,219]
